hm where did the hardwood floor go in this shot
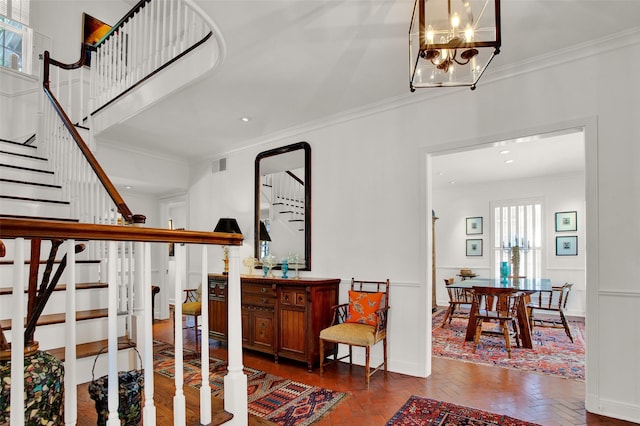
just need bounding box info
[74,317,633,426]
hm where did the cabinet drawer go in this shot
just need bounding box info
[242,283,276,297]
[243,293,276,308]
[281,290,306,307]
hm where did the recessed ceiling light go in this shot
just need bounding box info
[505,159,514,164]
[449,180,456,185]
[500,150,510,155]
[240,117,250,122]
[125,186,132,189]
[438,172,447,176]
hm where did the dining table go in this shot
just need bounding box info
[449,277,553,349]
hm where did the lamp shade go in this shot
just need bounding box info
[259,221,271,242]
[409,0,501,90]
[214,218,242,235]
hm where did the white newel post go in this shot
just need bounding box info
[224,245,248,425]
[64,240,78,426]
[200,246,212,424]
[142,242,157,425]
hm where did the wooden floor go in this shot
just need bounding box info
[74,317,634,426]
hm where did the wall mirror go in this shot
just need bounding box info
[254,141,311,270]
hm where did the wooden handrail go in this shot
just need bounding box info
[0,218,243,246]
[94,0,151,47]
[42,50,134,223]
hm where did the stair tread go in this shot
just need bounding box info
[47,336,135,362]
[0,149,47,161]
[0,139,37,149]
[0,194,69,204]
[0,177,62,189]
[0,163,53,174]
[1,308,122,330]
[0,281,107,295]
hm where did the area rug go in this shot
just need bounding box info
[153,341,346,426]
[432,308,585,380]
[386,395,541,426]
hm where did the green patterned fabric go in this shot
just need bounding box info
[88,369,144,426]
[0,350,65,425]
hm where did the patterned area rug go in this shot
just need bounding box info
[153,341,346,426]
[386,395,541,426]
[432,308,585,380]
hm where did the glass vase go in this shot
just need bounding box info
[500,261,510,284]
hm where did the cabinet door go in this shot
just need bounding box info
[241,309,250,345]
[252,310,275,350]
[209,296,227,340]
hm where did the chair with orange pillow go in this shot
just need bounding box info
[319,278,390,389]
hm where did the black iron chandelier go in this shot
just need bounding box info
[409,0,501,90]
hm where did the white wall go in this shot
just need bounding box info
[185,37,640,422]
[433,173,586,316]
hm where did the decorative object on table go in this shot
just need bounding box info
[0,350,65,425]
[88,348,144,426]
[153,340,346,425]
[431,308,585,381]
[499,261,510,283]
[465,216,483,235]
[386,395,541,426]
[281,259,289,278]
[501,236,530,278]
[556,236,578,256]
[243,257,258,275]
[465,239,483,256]
[213,218,243,274]
[458,268,477,280]
[262,254,276,278]
[288,253,301,279]
[408,0,501,91]
[555,211,577,232]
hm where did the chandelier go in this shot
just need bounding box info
[409,0,501,90]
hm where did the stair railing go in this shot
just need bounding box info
[90,0,218,115]
[0,218,246,426]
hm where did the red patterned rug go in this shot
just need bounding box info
[432,308,585,380]
[387,396,541,425]
[153,341,345,425]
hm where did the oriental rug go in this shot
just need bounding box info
[153,341,346,426]
[386,395,541,426]
[432,308,585,380]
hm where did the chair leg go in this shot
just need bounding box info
[365,346,371,389]
[511,319,521,348]
[348,345,353,366]
[502,320,512,359]
[560,311,574,343]
[319,338,325,375]
[472,318,483,353]
[383,338,388,373]
[441,305,452,327]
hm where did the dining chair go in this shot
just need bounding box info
[319,278,390,389]
[526,282,574,343]
[174,284,202,353]
[441,278,473,327]
[470,286,524,359]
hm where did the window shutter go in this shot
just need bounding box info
[1,0,30,25]
[0,0,8,17]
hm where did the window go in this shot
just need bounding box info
[492,198,543,280]
[0,0,32,74]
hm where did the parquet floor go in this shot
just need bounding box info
[75,317,634,426]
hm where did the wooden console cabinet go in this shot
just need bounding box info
[208,274,340,371]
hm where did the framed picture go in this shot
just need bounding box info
[555,211,577,232]
[466,217,483,235]
[466,239,483,256]
[556,236,578,256]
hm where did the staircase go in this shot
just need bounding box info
[0,137,132,384]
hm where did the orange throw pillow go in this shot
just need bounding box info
[346,291,383,326]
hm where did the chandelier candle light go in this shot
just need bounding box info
[409,0,501,90]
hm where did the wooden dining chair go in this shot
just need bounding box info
[470,286,524,359]
[319,278,390,389]
[526,282,574,343]
[441,278,473,327]
[173,284,202,353]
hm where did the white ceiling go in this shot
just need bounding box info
[98,0,637,193]
[430,129,585,190]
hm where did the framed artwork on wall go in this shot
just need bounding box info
[466,239,483,256]
[466,217,483,235]
[555,211,577,232]
[556,236,578,256]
